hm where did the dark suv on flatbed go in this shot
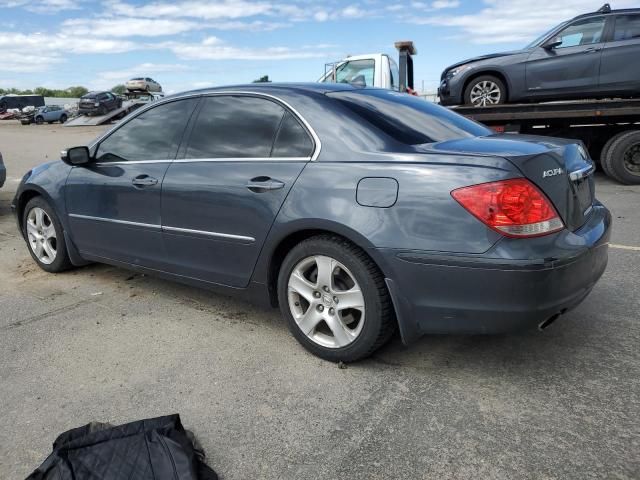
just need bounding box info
[79,91,122,116]
[439,4,640,106]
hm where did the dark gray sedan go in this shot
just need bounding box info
[12,84,611,362]
[439,5,640,106]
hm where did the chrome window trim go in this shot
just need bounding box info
[89,90,321,162]
[68,213,255,243]
[93,157,310,166]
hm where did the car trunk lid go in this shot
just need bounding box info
[423,134,596,231]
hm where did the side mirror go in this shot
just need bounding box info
[61,146,91,166]
[544,38,563,50]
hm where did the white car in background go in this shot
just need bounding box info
[125,77,162,93]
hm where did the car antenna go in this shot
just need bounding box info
[597,3,611,13]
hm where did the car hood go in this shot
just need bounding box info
[442,50,528,76]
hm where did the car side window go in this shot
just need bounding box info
[613,15,640,41]
[555,17,606,48]
[271,112,314,158]
[185,95,285,158]
[96,98,197,162]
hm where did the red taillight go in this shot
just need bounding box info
[451,178,564,238]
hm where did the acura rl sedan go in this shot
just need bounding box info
[12,84,611,362]
[439,4,640,106]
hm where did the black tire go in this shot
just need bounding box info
[464,75,507,106]
[35,116,44,125]
[277,235,395,362]
[22,197,73,273]
[60,114,68,123]
[99,105,107,116]
[602,130,640,185]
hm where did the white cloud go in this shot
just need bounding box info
[431,0,459,9]
[407,0,639,44]
[62,17,204,37]
[106,0,273,19]
[163,36,334,61]
[0,0,80,12]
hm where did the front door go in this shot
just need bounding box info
[161,94,316,287]
[526,16,607,96]
[65,97,198,268]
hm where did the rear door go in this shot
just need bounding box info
[160,93,315,287]
[526,16,607,95]
[599,13,640,92]
[66,98,198,268]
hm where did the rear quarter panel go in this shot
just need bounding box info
[254,153,519,283]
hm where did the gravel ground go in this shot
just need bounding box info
[0,121,638,479]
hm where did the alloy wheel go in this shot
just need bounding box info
[470,80,501,106]
[26,207,57,265]
[287,255,365,349]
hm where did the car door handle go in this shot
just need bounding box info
[246,176,285,193]
[132,175,158,187]
[585,47,602,53]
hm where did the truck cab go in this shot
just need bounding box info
[319,53,400,90]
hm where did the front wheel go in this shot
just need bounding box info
[277,235,395,362]
[23,197,73,273]
[35,116,44,125]
[464,75,506,107]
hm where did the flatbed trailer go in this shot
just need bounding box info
[450,99,640,185]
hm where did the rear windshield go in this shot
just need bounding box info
[328,89,491,144]
[82,93,98,99]
[131,77,144,80]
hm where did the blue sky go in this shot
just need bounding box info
[1,0,635,94]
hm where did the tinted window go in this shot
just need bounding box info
[555,17,606,48]
[613,15,640,41]
[186,96,285,158]
[96,99,197,162]
[272,112,314,157]
[328,89,491,144]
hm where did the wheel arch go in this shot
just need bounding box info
[15,186,55,237]
[260,221,393,308]
[461,70,510,104]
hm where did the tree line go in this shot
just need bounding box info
[0,85,127,98]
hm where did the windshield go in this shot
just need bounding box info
[525,21,568,48]
[328,89,491,144]
[323,59,375,86]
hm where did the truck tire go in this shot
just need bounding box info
[464,75,506,106]
[602,130,640,185]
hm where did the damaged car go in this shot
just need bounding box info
[12,84,611,362]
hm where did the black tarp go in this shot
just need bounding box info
[26,414,217,480]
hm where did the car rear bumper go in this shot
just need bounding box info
[380,203,612,343]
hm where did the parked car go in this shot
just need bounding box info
[0,152,5,188]
[21,105,69,125]
[439,4,640,106]
[0,94,45,113]
[79,91,122,116]
[12,84,611,362]
[125,77,162,93]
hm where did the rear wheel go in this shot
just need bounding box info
[60,114,68,123]
[602,130,640,185]
[23,197,73,273]
[277,235,395,362]
[464,75,506,106]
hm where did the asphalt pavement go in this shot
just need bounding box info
[0,122,638,479]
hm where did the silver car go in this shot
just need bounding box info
[125,77,162,93]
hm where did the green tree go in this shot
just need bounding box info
[111,84,126,95]
[253,75,271,83]
[66,86,89,98]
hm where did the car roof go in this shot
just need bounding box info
[574,5,640,20]
[166,82,369,101]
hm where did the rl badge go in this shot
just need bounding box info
[543,168,564,178]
